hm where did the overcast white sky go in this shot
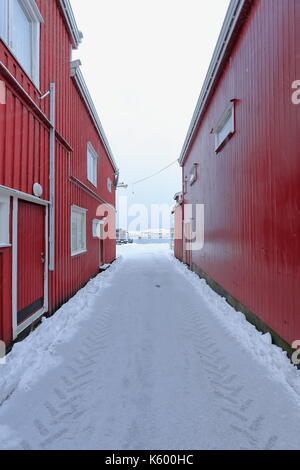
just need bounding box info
[71,0,230,226]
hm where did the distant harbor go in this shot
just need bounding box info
[133,238,171,245]
[117,228,173,245]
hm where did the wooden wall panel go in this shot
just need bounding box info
[183,0,300,345]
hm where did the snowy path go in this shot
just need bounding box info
[0,244,300,450]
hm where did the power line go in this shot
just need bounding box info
[131,159,178,186]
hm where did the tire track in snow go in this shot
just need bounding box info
[26,307,117,449]
[0,247,299,449]
[184,300,278,450]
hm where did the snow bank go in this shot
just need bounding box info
[168,252,300,404]
[0,257,123,406]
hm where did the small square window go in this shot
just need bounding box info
[87,142,99,187]
[71,206,87,256]
[214,101,235,152]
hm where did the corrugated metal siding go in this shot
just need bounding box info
[183,0,300,345]
[0,0,116,344]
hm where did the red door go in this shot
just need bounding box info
[17,201,45,326]
[99,239,104,266]
[99,222,105,267]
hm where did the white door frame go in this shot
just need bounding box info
[1,187,51,340]
[99,220,105,267]
[183,219,193,267]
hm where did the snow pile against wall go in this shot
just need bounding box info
[0,258,123,406]
[168,253,300,406]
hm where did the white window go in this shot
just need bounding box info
[0,194,10,247]
[92,219,102,238]
[0,1,8,41]
[87,142,99,187]
[189,164,198,185]
[184,176,188,194]
[214,101,235,152]
[0,0,43,86]
[71,206,87,256]
[107,177,112,193]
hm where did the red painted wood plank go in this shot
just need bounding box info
[182,0,300,345]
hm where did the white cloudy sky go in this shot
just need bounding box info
[71,0,230,225]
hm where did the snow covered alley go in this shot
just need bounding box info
[0,243,300,450]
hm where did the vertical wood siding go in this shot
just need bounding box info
[0,86,50,198]
[183,0,300,345]
[0,0,117,344]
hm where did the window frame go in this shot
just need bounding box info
[107,177,112,193]
[0,193,10,247]
[87,142,99,187]
[92,219,101,239]
[0,0,43,87]
[214,100,235,153]
[71,205,87,257]
[189,164,198,186]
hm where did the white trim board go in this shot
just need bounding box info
[71,205,87,257]
[0,192,10,245]
[11,196,18,340]
[11,195,49,339]
[58,0,82,49]
[21,0,44,23]
[87,141,99,188]
[0,184,50,205]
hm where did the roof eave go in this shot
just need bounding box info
[178,0,251,167]
[58,0,83,49]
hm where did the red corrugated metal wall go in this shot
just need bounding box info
[0,0,117,344]
[183,0,300,345]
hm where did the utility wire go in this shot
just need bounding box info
[131,159,178,186]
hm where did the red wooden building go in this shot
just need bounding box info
[0,0,118,346]
[172,192,183,262]
[177,0,300,350]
